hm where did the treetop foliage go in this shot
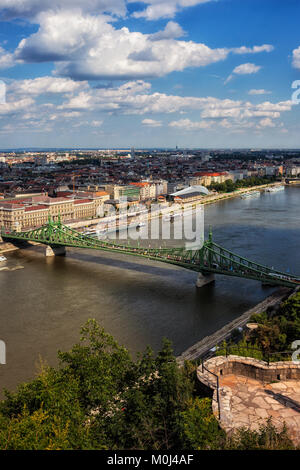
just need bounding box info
[0,319,296,450]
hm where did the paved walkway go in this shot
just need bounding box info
[218,375,300,445]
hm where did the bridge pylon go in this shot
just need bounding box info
[196,272,215,288]
[45,245,66,257]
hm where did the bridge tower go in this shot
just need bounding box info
[196,226,215,288]
[45,213,66,257]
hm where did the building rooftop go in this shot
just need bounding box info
[171,185,210,197]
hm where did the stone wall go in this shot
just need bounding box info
[198,355,300,390]
[197,355,300,443]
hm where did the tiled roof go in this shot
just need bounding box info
[74,199,93,204]
[25,205,49,212]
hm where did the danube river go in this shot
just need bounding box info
[0,186,299,393]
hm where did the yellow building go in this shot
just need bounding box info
[0,192,109,230]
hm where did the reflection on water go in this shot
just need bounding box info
[0,186,299,394]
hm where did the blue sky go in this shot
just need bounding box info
[0,0,299,148]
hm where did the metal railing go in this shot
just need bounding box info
[220,345,293,366]
[201,358,221,420]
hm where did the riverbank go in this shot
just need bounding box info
[65,182,283,230]
[139,182,284,225]
[198,182,282,206]
[177,286,295,364]
[185,181,285,209]
[0,182,284,251]
[0,242,19,254]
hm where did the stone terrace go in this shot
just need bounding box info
[198,356,300,445]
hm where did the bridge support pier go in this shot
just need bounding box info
[196,272,215,288]
[46,245,66,257]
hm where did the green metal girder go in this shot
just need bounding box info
[1,220,299,288]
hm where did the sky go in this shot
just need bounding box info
[0,0,299,149]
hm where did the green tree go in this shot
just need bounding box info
[225,419,295,450]
[180,397,225,449]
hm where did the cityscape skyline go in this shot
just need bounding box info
[0,0,299,148]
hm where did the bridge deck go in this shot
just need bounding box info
[1,220,299,288]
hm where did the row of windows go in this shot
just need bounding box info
[0,205,104,229]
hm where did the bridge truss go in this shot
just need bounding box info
[1,218,299,288]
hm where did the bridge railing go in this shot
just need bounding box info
[209,241,299,279]
[203,245,299,284]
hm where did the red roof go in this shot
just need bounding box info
[25,205,49,212]
[194,172,227,177]
[56,191,73,197]
[74,199,93,205]
[129,182,150,187]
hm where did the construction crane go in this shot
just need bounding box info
[71,174,81,193]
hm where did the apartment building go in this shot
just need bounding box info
[104,184,140,200]
[129,182,157,200]
[190,172,230,187]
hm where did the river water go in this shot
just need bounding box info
[0,186,299,393]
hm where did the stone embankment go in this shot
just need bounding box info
[198,182,283,206]
[0,242,19,254]
[177,287,293,364]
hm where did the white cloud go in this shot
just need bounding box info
[258,118,276,128]
[91,120,103,127]
[168,116,283,133]
[0,46,15,69]
[292,46,300,69]
[129,0,212,21]
[0,0,126,19]
[233,63,262,75]
[59,81,293,129]
[13,10,274,81]
[0,78,294,139]
[8,76,88,96]
[0,97,34,115]
[142,118,162,127]
[248,89,272,95]
[15,12,112,63]
[61,111,82,118]
[14,11,230,80]
[0,0,216,21]
[169,118,213,130]
[149,21,185,40]
[232,45,274,54]
[225,63,262,83]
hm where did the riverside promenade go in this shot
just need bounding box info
[177,287,294,365]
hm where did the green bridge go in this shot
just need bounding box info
[1,218,299,288]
